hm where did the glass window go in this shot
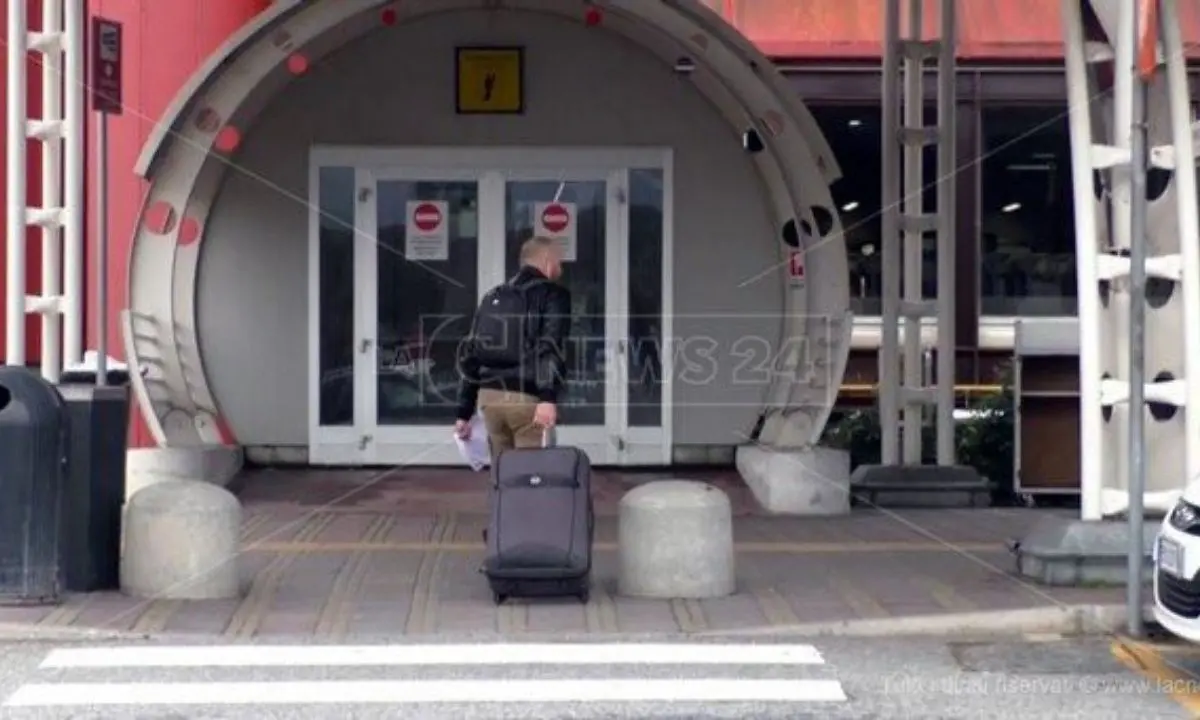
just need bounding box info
[811,105,938,317]
[627,168,665,428]
[376,180,480,425]
[980,106,1077,316]
[505,180,608,426]
[316,166,356,427]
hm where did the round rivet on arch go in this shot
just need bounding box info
[193,107,221,133]
[178,216,203,246]
[214,126,242,153]
[584,5,603,26]
[144,201,177,235]
[286,52,309,75]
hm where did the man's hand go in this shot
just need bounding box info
[454,419,471,439]
[533,402,557,429]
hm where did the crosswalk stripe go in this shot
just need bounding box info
[40,642,826,669]
[4,679,849,707]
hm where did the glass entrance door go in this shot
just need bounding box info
[359,170,484,465]
[309,150,670,467]
[504,175,620,463]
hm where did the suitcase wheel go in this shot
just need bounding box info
[492,591,507,605]
[577,588,589,604]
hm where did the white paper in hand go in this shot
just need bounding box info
[454,412,490,471]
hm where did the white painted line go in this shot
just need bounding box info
[4,679,848,707]
[40,642,825,669]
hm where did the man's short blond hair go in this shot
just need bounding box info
[520,235,558,264]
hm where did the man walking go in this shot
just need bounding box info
[455,235,571,463]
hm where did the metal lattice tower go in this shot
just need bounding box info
[5,0,85,378]
[878,0,957,466]
[1062,0,1200,519]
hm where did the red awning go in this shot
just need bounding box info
[720,0,1200,61]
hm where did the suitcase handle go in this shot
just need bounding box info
[542,427,557,448]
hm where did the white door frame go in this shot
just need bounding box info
[308,146,674,467]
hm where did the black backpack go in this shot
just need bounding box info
[470,281,536,368]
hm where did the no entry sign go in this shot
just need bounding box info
[405,200,450,261]
[412,202,443,232]
[533,201,577,262]
[541,203,570,233]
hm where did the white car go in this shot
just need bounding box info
[1153,489,1200,641]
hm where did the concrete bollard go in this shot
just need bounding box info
[125,446,244,502]
[735,445,851,515]
[121,479,242,600]
[617,480,736,599]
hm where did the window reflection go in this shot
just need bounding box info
[980,107,1077,316]
[317,166,356,427]
[811,105,938,316]
[376,181,480,425]
[628,169,664,428]
[505,181,607,426]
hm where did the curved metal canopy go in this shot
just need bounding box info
[123,0,851,449]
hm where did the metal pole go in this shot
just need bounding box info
[935,0,957,464]
[901,0,925,464]
[6,0,28,366]
[96,114,109,386]
[880,0,902,465]
[1061,0,1105,521]
[64,0,85,367]
[1126,2,1148,639]
[41,0,64,382]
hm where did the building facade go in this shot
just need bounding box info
[3,0,1199,487]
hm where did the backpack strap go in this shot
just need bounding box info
[508,278,538,354]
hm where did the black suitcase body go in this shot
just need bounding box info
[484,442,594,604]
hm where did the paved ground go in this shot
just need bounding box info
[0,468,1125,638]
[0,635,1191,718]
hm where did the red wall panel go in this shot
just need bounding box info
[85,0,269,446]
[722,0,1200,61]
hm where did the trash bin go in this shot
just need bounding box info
[57,362,130,593]
[0,366,69,605]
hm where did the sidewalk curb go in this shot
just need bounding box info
[0,605,1153,643]
[0,622,150,643]
[700,604,1155,639]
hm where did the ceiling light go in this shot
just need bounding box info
[1002,202,1021,213]
[848,119,862,127]
[841,201,859,212]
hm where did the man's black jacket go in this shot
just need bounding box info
[455,265,571,421]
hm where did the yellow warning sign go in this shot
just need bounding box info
[456,47,524,114]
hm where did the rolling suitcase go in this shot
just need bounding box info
[484,430,593,605]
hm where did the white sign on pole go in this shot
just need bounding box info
[405,200,450,261]
[533,201,577,262]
